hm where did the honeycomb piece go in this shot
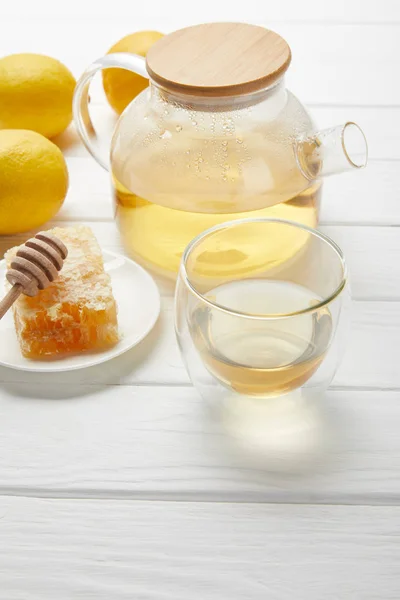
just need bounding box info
[5,226,119,359]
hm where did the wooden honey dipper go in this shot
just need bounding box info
[0,232,68,320]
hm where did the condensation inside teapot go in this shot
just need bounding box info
[111,83,321,279]
[111,82,315,212]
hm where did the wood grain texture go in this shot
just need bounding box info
[0,286,22,321]
[321,161,400,226]
[1,216,399,389]
[2,0,399,23]
[312,107,398,160]
[0,297,398,388]
[52,105,399,164]
[1,20,399,105]
[3,222,400,301]
[0,387,399,503]
[41,157,400,227]
[146,23,291,95]
[0,498,400,600]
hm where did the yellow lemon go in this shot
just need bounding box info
[0,54,76,139]
[0,130,68,235]
[103,31,164,114]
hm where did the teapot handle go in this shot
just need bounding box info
[73,53,149,171]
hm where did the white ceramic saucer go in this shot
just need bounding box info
[0,249,161,372]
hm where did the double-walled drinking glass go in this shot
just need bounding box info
[175,219,350,442]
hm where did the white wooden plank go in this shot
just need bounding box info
[52,107,398,226]
[0,20,398,106]
[312,107,398,159]
[1,497,399,600]
[1,221,400,387]
[52,106,397,167]
[53,108,117,160]
[0,387,400,503]
[2,0,399,23]
[336,301,400,388]
[282,24,400,106]
[321,226,400,299]
[44,107,400,229]
[56,158,400,227]
[321,161,400,226]
[2,222,399,300]
[0,297,396,388]
[60,158,112,221]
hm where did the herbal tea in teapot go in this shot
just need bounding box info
[74,23,367,279]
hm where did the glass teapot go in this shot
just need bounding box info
[74,23,367,279]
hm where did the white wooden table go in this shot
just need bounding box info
[1,2,400,598]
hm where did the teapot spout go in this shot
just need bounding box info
[294,122,368,180]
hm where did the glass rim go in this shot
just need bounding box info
[180,217,348,320]
[341,121,368,170]
[151,77,285,110]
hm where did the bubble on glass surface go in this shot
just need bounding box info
[160,130,172,140]
[175,125,183,132]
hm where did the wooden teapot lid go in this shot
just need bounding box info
[146,23,291,97]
